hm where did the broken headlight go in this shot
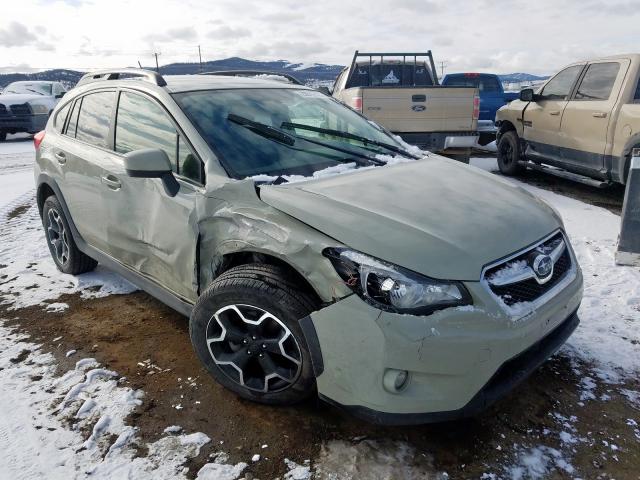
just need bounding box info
[323,248,472,315]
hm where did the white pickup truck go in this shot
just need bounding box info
[331,51,479,161]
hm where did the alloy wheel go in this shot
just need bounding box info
[500,141,514,166]
[46,208,70,265]
[206,304,303,393]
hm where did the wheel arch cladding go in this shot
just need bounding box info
[196,179,352,305]
[37,182,55,217]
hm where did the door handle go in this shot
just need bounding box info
[592,112,607,118]
[549,110,560,116]
[101,174,122,191]
[54,151,66,164]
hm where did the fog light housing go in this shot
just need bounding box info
[383,369,410,393]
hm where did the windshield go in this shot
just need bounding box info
[174,88,404,179]
[4,82,52,95]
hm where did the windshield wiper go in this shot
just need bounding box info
[281,122,421,159]
[228,113,296,146]
[227,113,385,166]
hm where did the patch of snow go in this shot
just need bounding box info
[164,425,183,434]
[284,458,312,480]
[45,302,68,312]
[196,461,248,480]
[0,193,137,310]
[251,453,260,462]
[508,445,574,479]
[65,349,76,357]
[0,321,253,479]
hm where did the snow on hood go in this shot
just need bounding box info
[0,93,50,105]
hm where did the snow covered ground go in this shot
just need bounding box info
[0,139,638,479]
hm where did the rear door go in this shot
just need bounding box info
[559,60,629,173]
[104,89,204,301]
[55,90,117,253]
[522,64,585,159]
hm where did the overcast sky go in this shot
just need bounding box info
[1,0,639,75]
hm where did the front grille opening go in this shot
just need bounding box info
[485,233,572,306]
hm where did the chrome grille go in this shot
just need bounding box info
[483,232,573,306]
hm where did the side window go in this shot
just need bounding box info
[65,99,81,137]
[178,135,203,184]
[540,65,584,100]
[574,62,620,101]
[115,91,178,171]
[635,78,640,102]
[54,102,71,133]
[75,91,115,148]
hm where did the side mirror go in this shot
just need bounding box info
[520,88,535,102]
[55,92,66,99]
[317,86,331,96]
[124,148,180,197]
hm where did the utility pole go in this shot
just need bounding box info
[137,60,143,69]
[439,61,447,78]
[198,45,203,72]
[153,52,161,73]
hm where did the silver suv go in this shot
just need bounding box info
[35,69,583,424]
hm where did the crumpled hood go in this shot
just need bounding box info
[260,157,561,281]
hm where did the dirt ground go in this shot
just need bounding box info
[2,286,639,478]
[1,167,638,479]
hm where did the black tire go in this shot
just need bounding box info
[42,195,97,275]
[0,131,6,142]
[497,130,524,176]
[190,263,318,405]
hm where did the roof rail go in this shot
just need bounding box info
[76,68,167,87]
[199,70,303,85]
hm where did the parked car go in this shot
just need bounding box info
[0,81,66,141]
[496,54,640,186]
[35,68,583,424]
[332,51,479,162]
[442,73,517,145]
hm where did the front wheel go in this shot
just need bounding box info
[190,264,318,405]
[497,131,524,176]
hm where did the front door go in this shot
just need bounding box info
[559,60,628,173]
[101,89,205,302]
[522,64,585,159]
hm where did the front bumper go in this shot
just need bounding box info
[309,263,583,425]
[0,113,48,134]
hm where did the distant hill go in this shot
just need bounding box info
[498,73,549,83]
[0,58,547,88]
[0,57,345,88]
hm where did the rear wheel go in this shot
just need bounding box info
[190,264,318,405]
[42,195,97,275]
[497,131,524,176]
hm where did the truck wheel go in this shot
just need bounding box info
[42,195,98,275]
[190,264,318,405]
[497,131,524,176]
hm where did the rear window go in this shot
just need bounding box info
[346,64,433,88]
[75,91,115,148]
[443,75,501,92]
[574,62,620,101]
[54,102,71,133]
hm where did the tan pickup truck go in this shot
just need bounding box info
[496,54,640,186]
[332,51,479,161]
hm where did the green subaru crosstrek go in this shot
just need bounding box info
[34,69,583,424]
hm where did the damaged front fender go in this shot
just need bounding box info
[197,179,352,303]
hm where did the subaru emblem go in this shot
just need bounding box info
[412,105,426,112]
[532,254,553,280]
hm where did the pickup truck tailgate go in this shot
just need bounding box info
[362,87,477,132]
